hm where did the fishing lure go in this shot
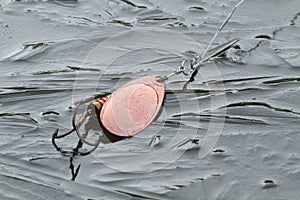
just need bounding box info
[52,0,246,155]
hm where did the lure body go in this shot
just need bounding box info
[92,94,111,116]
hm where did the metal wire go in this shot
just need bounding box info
[156,0,246,83]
